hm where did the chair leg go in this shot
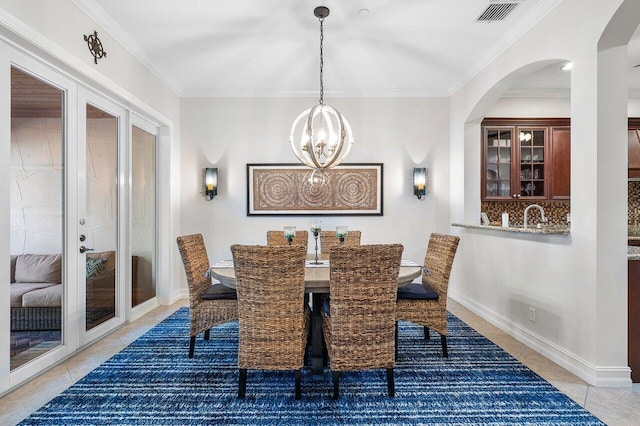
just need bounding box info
[322,344,328,367]
[387,367,395,397]
[394,321,399,360]
[238,369,247,398]
[441,335,448,358]
[333,371,340,400]
[188,336,196,358]
[295,369,301,400]
[204,329,210,340]
[424,326,430,340]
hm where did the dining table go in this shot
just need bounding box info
[209,255,423,374]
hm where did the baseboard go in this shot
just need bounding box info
[130,298,159,322]
[449,290,632,388]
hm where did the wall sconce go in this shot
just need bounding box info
[204,168,218,200]
[413,167,426,199]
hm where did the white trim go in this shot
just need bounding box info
[0,42,10,393]
[180,87,451,98]
[449,290,633,388]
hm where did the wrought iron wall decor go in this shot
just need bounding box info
[84,30,107,64]
[247,163,383,216]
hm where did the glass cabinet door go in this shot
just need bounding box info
[518,128,546,198]
[484,128,512,198]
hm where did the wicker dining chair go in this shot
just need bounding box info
[322,244,403,399]
[266,230,309,252]
[176,234,238,358]
[396,233,460,358]
[231,244,309,400]
[319,230,361,254]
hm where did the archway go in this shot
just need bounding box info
[449,0,640,387]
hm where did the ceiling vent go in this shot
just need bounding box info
[476,1,522,22]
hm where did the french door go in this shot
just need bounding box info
[2,46,141,391]
[77,89,128,346]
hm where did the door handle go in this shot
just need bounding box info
[79,246,94,254]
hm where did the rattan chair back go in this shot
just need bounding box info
[422,233,460,302]
[395,233,460,358]
[231,244,308,371]
[319,230,361,254]
[325,244,403,371]
[266,230,309,252]
[177,233,214,307]
[176,233,238,358]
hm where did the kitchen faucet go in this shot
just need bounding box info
[524,204,548,229]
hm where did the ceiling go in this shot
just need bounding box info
[74,0,640,98]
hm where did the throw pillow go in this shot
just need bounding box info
[86,257,106,278]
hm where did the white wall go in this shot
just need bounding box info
[180,97,450,265]
[450,0,636,386]
[630,97,640,116]
[487,97,571,117]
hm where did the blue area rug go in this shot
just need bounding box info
[20,308,604,425]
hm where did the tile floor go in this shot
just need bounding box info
[1,299,639,425]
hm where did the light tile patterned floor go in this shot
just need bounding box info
[1,299,638,425]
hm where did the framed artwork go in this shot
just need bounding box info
[247,163,383,216]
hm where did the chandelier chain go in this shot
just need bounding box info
[319,16,324,105]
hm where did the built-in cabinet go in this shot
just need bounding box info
[482,118,570,201]
[628,119,640,178]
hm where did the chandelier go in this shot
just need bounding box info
[289,6,354,173]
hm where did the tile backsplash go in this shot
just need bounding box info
[481,201,570,226]
[630,181,640,226]
[481,181,640,227]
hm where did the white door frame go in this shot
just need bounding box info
[77,87,129,347]
[2,44,79,392]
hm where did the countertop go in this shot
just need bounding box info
[452,223,570,235]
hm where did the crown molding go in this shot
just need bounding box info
[180,87,450,98]
[449,0,565,96]
[72,0,183,96]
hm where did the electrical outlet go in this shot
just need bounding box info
[529,307,536,322]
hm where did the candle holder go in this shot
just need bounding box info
[310,220,322,264]
[336,226,348,245]
[284,226,296,245]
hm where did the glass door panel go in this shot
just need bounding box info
[9,67,64,370]
[84,104,119,331]
[518,128,546,198]
[131,126,156,307]
[485,128,512,198]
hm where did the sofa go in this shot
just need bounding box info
[10,251,121,331]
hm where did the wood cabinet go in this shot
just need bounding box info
[549,127,571,200]
[628,259,640,383]
[482,118,570,201]
[629,119,640,179]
